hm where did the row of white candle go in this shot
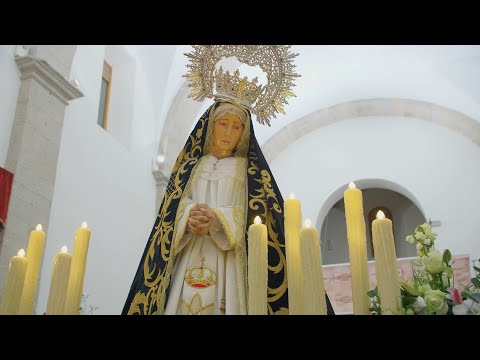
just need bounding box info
[0,222,91,315]
[344,181,401,315]
[247,182,402,315]
[1,182,400,315]
[247,193,327,315]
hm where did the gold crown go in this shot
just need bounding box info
[214,67,263,110]
[183,45,300,126]
[184,257,217,289]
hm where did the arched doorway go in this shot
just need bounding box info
[320,188,425,265]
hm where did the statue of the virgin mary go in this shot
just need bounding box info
[122,45,335,315]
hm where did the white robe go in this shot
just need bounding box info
[164,154,245,315]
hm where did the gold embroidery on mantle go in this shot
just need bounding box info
[126,115,207,315]
[180,293,215,315]
[247,147,287,315]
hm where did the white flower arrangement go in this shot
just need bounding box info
[369,223,480,315]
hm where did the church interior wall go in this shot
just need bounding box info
[1,45,479,314]
[270,115,480,280]
[32,46,166,314]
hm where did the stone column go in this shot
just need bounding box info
[152,160,170,213]
[0,55,83,297]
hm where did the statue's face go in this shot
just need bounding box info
[212,113,244,154]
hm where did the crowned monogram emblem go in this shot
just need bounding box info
[184,257,217,288]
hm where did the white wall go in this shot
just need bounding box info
[253,46,480,145]
[125,45,179,150]
[270,115,480,274]
[0,45,21,168]
[103,46,136,150]
[130,55,156,153]
[36,45,161,314]
[155,45,191,139]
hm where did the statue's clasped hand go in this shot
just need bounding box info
[188,203,214,236]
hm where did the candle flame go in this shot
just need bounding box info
[82,221,88,228]
[254,216,262,225]
[289,193,296,199]
[60,245,68,253]
[17,249,26,257]
[376,210,385,220]
[304,219,312,228]
[348,181,356,189]
[36,224,42,231]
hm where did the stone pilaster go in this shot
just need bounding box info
[0,55,83,299]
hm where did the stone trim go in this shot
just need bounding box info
[15,56,83,105]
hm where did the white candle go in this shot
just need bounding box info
[46,246,72,315]
[300,219,327,314]
[19,224,46,314]
[64,222,91,314]
[0,249,29,315]
[284,193,303,314]
[343,181,371,315]
[247,216,268,315]
[372,210,401,315]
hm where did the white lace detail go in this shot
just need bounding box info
[199,155,238,181]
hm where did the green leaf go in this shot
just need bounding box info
[473,266,480,273]
[367,288,378,298]
[464,292,480,304]
[402,296,417,306]
[469,293,480,303]
[443,249,452,264]
[471,277,480,288]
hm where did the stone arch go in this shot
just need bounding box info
[262,98,480,162]
[154,96,480,215]
[316,178,426,238]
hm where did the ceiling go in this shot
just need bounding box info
[131,45,480,143]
